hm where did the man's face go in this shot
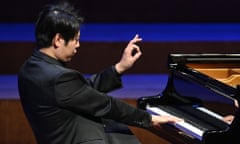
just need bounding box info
[55,32,80,62]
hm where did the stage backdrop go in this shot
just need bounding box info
[1,0,240,23]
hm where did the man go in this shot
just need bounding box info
[18,1,182,144]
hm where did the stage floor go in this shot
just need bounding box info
[0,74,168,100]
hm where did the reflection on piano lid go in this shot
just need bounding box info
[137,54,240,144]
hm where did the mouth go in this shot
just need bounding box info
[74,48,78,54]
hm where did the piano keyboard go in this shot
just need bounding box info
[146,105,230,140]
[146,105,204,140]
[196,107,224,121]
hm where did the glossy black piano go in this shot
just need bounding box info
[137,54,240,144]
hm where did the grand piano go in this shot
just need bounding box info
[137,54,240,144]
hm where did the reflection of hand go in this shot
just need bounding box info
[115,34,142,74]
[222,115,235,124]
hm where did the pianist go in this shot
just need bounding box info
[18,1,183,144]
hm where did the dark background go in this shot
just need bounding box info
[2,0,240,74]
[1,0,240,23]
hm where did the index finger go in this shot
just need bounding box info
[130,34,142,44]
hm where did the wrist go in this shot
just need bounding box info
[115,63,125,74]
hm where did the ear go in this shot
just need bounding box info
[53,33,64,48]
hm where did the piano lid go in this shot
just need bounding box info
[165,53,239,116]
[137,53,240,143]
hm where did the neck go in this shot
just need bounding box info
[39,47,57,59]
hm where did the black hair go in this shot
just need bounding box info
[35,0,84,49]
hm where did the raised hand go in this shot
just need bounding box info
[115,34,142,74]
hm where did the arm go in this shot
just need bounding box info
[55,71,151,127]
[55,71,182,128]
[87,66,123,93]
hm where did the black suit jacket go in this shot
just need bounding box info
[18,50,151,144]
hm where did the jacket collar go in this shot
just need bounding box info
[32,49,66,67]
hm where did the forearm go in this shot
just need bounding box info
[88,66,123,92]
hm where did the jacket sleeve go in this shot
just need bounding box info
[86,66,123,93]
[54,70,152,128]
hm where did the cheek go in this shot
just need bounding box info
[68,44,77,54]
[71,43,78,52]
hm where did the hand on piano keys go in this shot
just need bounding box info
[222,115,235,124]
[146,105,233,140]
[147,105,205,140]
[151,114,184,129]
[222,99,238,124]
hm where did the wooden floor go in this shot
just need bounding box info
[0,74,177,144]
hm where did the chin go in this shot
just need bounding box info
[67,57,73,62]
[65,59,72,62]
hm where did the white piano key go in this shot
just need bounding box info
[196,107,223,120]
[196,107,232,125]
[146,105,204,140]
